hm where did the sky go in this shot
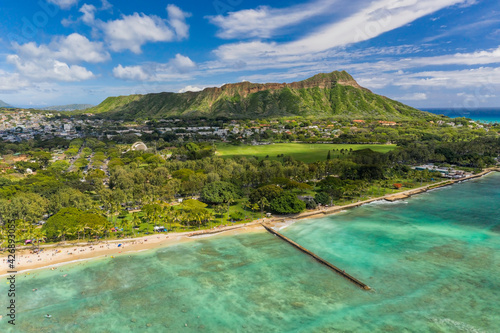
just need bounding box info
[0,0,499,110]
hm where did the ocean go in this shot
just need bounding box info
[1,173,499,332]
[424,108,500,123]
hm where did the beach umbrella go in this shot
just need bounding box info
[118,244,122,247]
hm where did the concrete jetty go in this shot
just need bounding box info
[261,223,371,290]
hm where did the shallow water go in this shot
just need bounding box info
[1,174,500,332]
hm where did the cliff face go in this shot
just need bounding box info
[202,71,365,98]
[86,71,427,120]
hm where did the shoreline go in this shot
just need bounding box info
[2,168,498,276]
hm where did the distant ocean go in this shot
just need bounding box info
[423,108,500,123]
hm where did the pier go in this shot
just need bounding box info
[261,223,371,290]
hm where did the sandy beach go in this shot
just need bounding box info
[0,221,265,277]
[1,168,497,277]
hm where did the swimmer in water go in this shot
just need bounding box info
[45,314,52,318]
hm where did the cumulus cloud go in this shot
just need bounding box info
[0,70,31,92]
[100,4,190,54]
[101,13,173,53]
[178,85,204,93]
[7,55,94,82]
[5,33,106,83]
[48,0,79,9]
[169,54,196,73]
[79,4,97,24]
[113,64,149,81]
[12,33,110,64]
[167,4,191,39]
[113,54,196,81]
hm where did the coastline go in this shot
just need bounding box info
[2,168,498,277]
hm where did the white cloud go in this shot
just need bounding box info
[79,4,97,24]
[394,93,428,101]
[100,5,190,54]
[48,0,79,9]
[113,64,149,81]
[167,4,191,40]
[411,46,500,66]
[178,85,204,93]
[5,33,103,83]
[337,46,500,81]
[101,13,173,53]
[169,54,196,73]
[212,0,473,68]
[100,0,112,10]
[394,67,500,88]
[207,0,337,39]
[7,55,94,82]
[12,33,109,64]
[0,70,31,92]
[113,54,196,81]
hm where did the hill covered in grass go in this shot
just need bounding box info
[0,100,13,108]
[86,71,432,120]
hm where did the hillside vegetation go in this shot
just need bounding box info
[84,71,430,120]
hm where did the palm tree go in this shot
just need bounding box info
[122,218,133,237]
[33,229,46,250]
[77,224,87,241]
[204,210,215,229]
[131,214,141,236]
[0,228,7,250]
[66,227,77,242]
[98,225,107,240]
[226,198,235,223]
[257,197,269,219]
[57,227,68,242]
[173,211,185,232]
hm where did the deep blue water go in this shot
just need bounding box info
[423,108,500,123]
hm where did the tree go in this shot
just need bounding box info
[49,188,94,214]
[32,229,46,250]
[230,211,245,221]
[249,185,283,204]
[314,192,331,205]
[318,176,344,200]
[200,181,239,205]
[257,197,269,216]
[9,193,48,223]
[269,192,306,214]
[214,205,226,224]
[42,207,110,241]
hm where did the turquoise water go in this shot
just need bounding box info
[1,174,500,332]
[424,109,500,123]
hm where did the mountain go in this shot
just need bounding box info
[41,104,94,111]
[0,100,14,108]
[86,71,431,120]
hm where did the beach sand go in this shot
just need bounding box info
[0,222,265,277]
[2,168,496,276]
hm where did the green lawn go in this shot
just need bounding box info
[216,143,397,163]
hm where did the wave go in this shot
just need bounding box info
[429,317,486,333]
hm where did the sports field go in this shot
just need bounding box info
[216,143,397,163]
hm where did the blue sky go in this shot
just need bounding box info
[0,0,499,109]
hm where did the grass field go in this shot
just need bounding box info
[216,143,397,163]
